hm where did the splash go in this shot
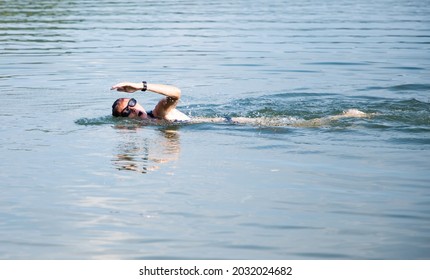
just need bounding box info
[295,109,374,127]
[189,109,373,127]
[76,107,375,129]
[329,109,372,119]
[75,116,115,126]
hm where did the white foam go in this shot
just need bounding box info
[189,109,374,127]
[341,109,368,117]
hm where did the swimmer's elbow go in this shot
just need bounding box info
[173,87,181,100]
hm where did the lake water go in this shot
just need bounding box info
[1,0,429,259]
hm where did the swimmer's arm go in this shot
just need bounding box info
[111,82,181,100]
[147,83,181,101]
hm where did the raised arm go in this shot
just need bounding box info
[111,81,184,119]
[111,81,181,100]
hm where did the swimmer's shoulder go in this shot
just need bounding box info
[164,109,191,122]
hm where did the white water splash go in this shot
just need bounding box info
[191,109,374,127]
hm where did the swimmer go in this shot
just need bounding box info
[111,81,190,122]
[111,80,373,126]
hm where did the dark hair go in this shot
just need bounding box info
[112,98,123,117]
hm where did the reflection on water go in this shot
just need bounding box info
[112,125,181,174]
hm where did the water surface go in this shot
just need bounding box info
[1,0,429,259]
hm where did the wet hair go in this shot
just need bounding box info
[112,98,124,117]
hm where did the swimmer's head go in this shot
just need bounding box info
[112,98,147,118]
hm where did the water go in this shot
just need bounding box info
[1,0,429,259]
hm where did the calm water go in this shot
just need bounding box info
[1,0,430,259]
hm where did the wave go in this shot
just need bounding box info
[360,83,430,92]
[76,93,429,131]
[75,116,118,126]
[76,108,373,129]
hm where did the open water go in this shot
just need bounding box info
[1,0,429,259]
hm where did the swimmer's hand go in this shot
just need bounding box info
[111,82,143,93]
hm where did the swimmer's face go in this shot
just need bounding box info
[112,98,147,119]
